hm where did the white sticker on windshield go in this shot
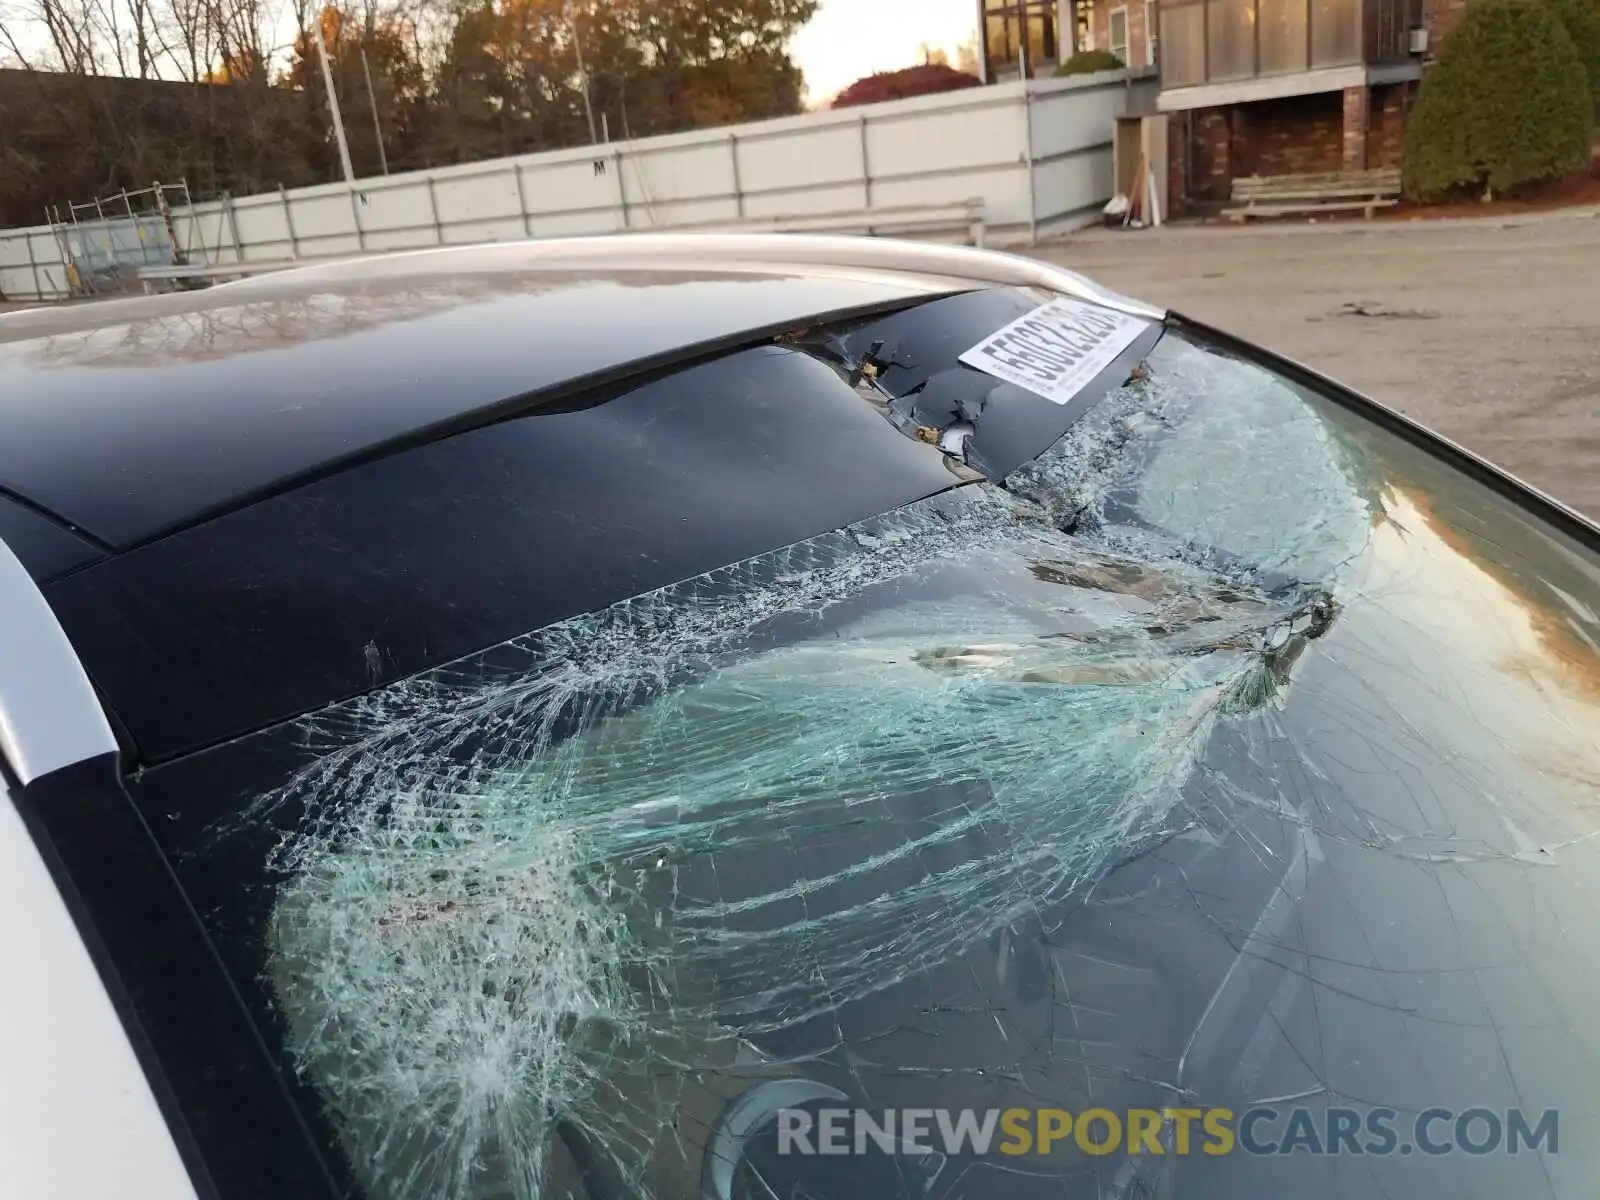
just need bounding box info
[959,297,1149,406]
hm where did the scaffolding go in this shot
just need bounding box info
[46,180,210,297]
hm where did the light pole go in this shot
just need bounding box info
[567,1,599,145]
[313,17,357,184]
[361,47,390,174]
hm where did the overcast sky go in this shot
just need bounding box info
[791,0,981,103]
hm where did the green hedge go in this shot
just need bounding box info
[1544,0,1600,111]
[1054,50,1125,77]
[1403,0,1592,200]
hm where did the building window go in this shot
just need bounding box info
[1110,6,1130,63]
[1310,0,1361,64]
[986,9,1018,68]
[1145,0,1158,66]
[1156,0,1367,87]
[982,0,1063,77]
[1028,3,1060,64]
[1259,0,1310,72]
[1206,0,1257,80]
[1159,0,1206,84]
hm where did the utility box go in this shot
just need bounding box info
[1113,114,1170,223]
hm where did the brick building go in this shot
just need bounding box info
[1149,0,1468,213]
[978,1,1083,78]
[976,0,1159,80]
[976,0,1471,215]
[1084,0,1160,68]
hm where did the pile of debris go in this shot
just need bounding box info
[1101,151,1164,230]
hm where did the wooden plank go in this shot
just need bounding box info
[1238,188,1397,203]
[1233,172,1400,200]
[1229,199,1403,215]
[1127,151,1148,226]
[1223,199,1400,221]
[1234,190,1400,205]
[1235,178,1399,192]
[1234,168,1400,186]
[1234,178,1400,195]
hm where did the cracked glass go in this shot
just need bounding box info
[163,317,1600,1200]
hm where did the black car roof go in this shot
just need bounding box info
[0,236,1158,554]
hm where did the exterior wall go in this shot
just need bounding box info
[1166,84,1402,213]
[1340,84,1370,171]
[1159,0,1459,211]
[1188,109,1233,203]
[1087,0,1157,69]
[1245,94,1346,177]
[0,72,1159,300]
[1168,114,1187,214]
[980,0,1080,79]
[1422,0,1471,48]
[1030,72,1159,236]
[1367,82,1410,168]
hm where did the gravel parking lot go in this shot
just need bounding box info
[1030,210,1600,521]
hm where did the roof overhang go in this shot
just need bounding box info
[1156,61,1423,112]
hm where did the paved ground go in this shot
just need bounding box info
[1028,209,1600,521]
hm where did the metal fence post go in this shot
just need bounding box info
[425,176,444,245]
[124,188,152,273]
[859,113,874,210]
[224,193,245,263]
[614,147,629,229]
[279,184,300,260]
[514,163,533,237]
[349,187,368,252]
[1025,89,1039,245]
[25,232,42,301]
[730,133,745,219]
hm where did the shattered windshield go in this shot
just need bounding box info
[141,323,1600,1200]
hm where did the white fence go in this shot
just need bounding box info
[0,69,1156,302]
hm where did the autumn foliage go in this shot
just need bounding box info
[0,0,820,225]
[830,63,981,109]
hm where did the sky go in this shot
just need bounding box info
[0,0,983,104]
[789,0,981,105]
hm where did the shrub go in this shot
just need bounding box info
[1055,49,1126,76]
[1543,0,1600,112]
[831,64,982,109]
[1403,0,1592,200]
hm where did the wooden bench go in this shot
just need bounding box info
[692,199,988,247]
[1223,169,1401,221]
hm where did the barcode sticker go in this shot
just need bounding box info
[959,297,1149,406]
